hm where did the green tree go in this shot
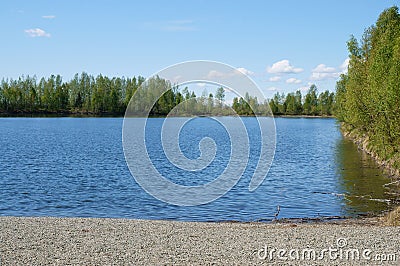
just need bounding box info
[268,98,278,114]
[215,87,225,103]
[303,84,318,115]
[335,6,400,164]
[284,93,296,115]
[294,90,303,114]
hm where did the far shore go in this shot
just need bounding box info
[0,110,124,118]
[0,111,335,119]
[273,114,335,118]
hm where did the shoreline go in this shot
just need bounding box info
[340,122,400,225]
[1,216,399,265]
[273,114,334,118]
[0,113,335,118]
[0,111,124,118]
[340,123,400,179]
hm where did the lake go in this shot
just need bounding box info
[0,117,397,221]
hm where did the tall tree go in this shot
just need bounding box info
[335,6,400,161]
[303,84,318,115]
[215,87,225,103]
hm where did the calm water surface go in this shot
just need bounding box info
[0,117,397,221]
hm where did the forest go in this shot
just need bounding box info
[335,6,400,169]
[267,85,334,116]
[0,73,144,115]
[0,72,335,117]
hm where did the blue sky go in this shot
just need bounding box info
[0,0,399,98]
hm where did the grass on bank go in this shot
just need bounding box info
[382,206,400,226]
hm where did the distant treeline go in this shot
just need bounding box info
[0,73,145,115]
[268,85,335,116]
[335,6,400,168]
[0,72,334,116]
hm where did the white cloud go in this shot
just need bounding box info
[42,15,56,19]
[268,76,281,82]
[171,75,183,83]
[206,70,227,79]
[310,64,340,80]
[298,86,309,92]
[312,64,336,73]
[310,72,340,80]
[266,86,279,91]
[206,68,253,79]
[286,78,302,84]
[267,60,303,74]
[298,82,314,92]
[235,67,254,76]
[310,60,350,81]
[339,58,350,74]
[24,28,51,37]
[197,82,206,87]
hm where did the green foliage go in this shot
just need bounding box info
[284,91,303,115]
[232,92,273,116]
[335,6,400,161]
[0,73,144,115]
[0,73,333,117]
[215,87,225,102]
[303,85,318,115]
[232,96,254,116]
[268,86,334,116]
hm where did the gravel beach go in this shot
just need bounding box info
[0,216,399,265]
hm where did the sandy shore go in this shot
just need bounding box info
[0,216,399,265]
